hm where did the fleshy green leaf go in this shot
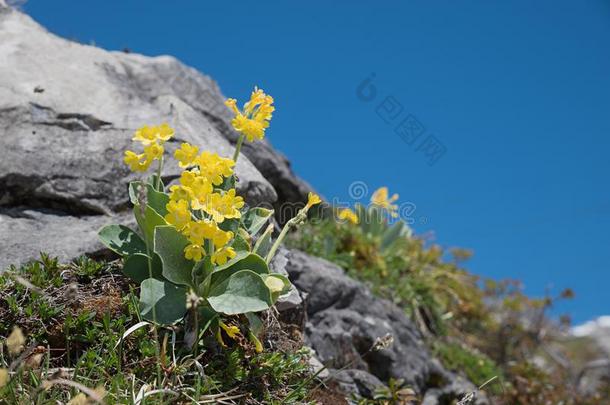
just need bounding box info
[139,278,187,324]
[381,221,406,251]
[98,225,146,257]
[253,224,274,257]
[123,253,163,283]
[262,273,292,303]
[242,207,274,236]
[209,253,269,289]
[231,228,252,253]
[129,181,169,216]
[134,203,167,247]
[207,270,273,315]
[153,225,194,288]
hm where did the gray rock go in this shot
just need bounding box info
[331,368,385,399]
[0,8,286,268]
[0,209,130,269]
[285,249,488,403]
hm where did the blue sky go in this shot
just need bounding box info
[23,0,610,324]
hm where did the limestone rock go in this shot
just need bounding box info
[285,249,488,403]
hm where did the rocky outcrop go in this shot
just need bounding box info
[285,249,487,404]
[0,5,486,403]
[0,6,309,269]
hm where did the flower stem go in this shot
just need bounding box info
[155,156,164,191]
[265,211,306,263]
[232,134,245,163]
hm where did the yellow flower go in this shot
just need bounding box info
[175,142,199,168]
[6,326,25,356]
[184,220,217,245]
[123,150,151,172]
[179,170,198,187]
[371,187,399,218]
[212,246,236,265]
[202,189,244,223]
[143,142,164,161]
[195,152,235,185]
[169,185,194,203]
[305,192,322,209]
[156,123,175,143]
[219,321,241,339]
[133,123,175,145]
[225,87,274,142]
[190,176,213,207]
[184,244,205,262]
[212,230,234,249]
[0,368,8,388]
[338,208,359,224]
[164,200,191,230]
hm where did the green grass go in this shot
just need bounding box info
[0,254,316,404]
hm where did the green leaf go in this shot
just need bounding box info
[242,207,274,236]
[134,203,167,247]
[262,273,292,303]
[245,312,264,335]
[98,225,146,257]
[153,225,195,288]
[231,228,252,253]
[218,218,240,234]
[253,224,274,257]
[139,278,187,324]
[147,174,165,192]
[381,221,406,251]
[207,270,273,315]
[123,253,163,284]
[147,187,170,217]
[129,181,169,216]
[209,252,269,288]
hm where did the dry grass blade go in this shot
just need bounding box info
[114,321,151,349]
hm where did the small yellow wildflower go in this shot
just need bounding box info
[132,123,175,145]
[225,87,275,142]
[179,170,198,187]
[184,220,218,245]
[196,152,235,185]
[169,185,194,203]
[338,208,359,224]
[175,142,199,168]
[0,368,8,388]
[219,321,241,339]
[305,192,322,210]
[165,200,191,230]
[123,150,151,172]
[371,187,399,218]
[143,142,164,161]
[202,189,244,223]
[212,246,236,265]
[212,230,234,249]
[184,244,205,262]
[6,326,25,356]
[189,176,213,207]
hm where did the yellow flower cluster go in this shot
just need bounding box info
[338,208,359,224]
[124,123,174,172]
[164,142,244,264]
[371,186,399,218]
[225,87,275,142]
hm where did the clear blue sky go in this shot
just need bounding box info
[23,0,610,324]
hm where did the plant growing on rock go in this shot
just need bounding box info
[98,88,320,351]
